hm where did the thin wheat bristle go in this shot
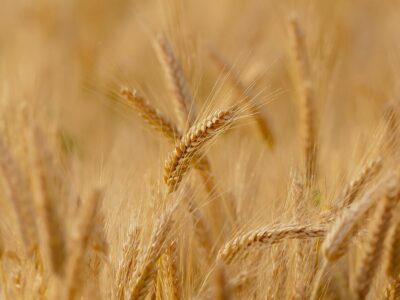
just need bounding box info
[209,49,275,148]
[288,16,317,187]
[155,35,194,130]
[0,137,38,255]
[120,87,180,143]
[218,223,326,264]
[164,109,236,192]
[64,189,102,300]
[29,124,67,276]
[116,225,141,300]
[353,180,400,300]
[129,203,177,300]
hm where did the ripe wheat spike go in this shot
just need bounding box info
[353,179,400,300]
[164,108,237,192]
[218,223,326,264]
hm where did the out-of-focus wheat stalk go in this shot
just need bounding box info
[116,225,141,300]
[209,49,275,148]
[0,137,38,255]
[353,179,400,300]
[64,189,102,300]
[129,203,177,300]
[29,124,68,276]
[288,15,317,188]
[155,35,194,130]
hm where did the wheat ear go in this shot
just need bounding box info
[29,124,68,276]
[288,15,317,188]
[218,223,326,264]
[64,189,102,300]
[209,49,274,148]
[0,137,38,255]
[116,225,141,300]
[342,157,383,207]
[164,108,237,192]
[120,87,180,143]
[161,241,181,300]
[385,218,400,280]
[353,180,400,300]
[129,203,177,300]
[322,177,387,262]
[155,35,194,130]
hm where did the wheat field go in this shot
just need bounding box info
[1,0,400,299]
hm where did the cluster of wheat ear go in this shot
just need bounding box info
[1,1,400,299]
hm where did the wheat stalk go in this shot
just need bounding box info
[218,223,326,264]
[64,189,102,300]
[161,241,181,300]
[209,49,274,148]
[288,15,317,188]
[155,35,194,130]
[0,137,38,255]
[353,179,400,300]
[29,124,68,276]
[129,203,177,300]
[342,157,383,207]
[322,176,388,262]
[116,225,141,300]
[164,108,237,192]
[120,87,180,143]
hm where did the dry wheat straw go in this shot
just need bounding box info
[353,180,400,300]
[64,189,102,300]
[155,35,194,130]
[288,16,317,187]
[209,49,274,148]
[164,109,236,192]
[120,87,180,143]
[0,138,38,255]
[129,203,177,300]
[29,125,67,275]
[218,223,326,264]
[116,225,141,300]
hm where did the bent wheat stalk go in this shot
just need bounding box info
[218,223,326,264]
